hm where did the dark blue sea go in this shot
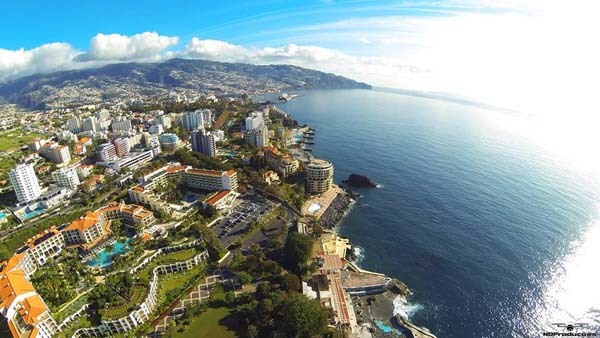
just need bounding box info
[275,89,600,338]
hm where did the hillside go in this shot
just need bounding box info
[0,58,371,109]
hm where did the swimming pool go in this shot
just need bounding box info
[23,207,44,220]
[86,240,131,268]
[375,320,394,334]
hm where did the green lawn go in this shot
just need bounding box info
[170,307,236,338]
[136,249,200,280]
[0,129,44,152]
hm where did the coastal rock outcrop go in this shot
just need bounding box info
[319,191,353,228]
[342,174,377,188]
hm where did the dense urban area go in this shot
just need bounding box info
[0,89,433,338]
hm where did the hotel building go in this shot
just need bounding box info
[264,146,299,178]
[129,163,238,212]
[306,158,334,194]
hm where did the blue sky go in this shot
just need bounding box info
[1,0,449,51]
[1,0,599,121]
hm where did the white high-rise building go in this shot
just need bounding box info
[244,127,268,148]
[9,164,42,204]
[202,110,213,128]
[39,143,71,165]
[181,110,204,131]
[113,138,131,157]
[245,111,264,130]
[143,133,160,148]
[149,124,164,135]
[111,116,132,132]
[52,167,81,190]
[96,143,117,162]
[159,115,171,129]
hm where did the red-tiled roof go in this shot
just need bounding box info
[206,190,231,205]
[187,168,222,177]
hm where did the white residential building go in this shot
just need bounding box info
[111,116,132,132]
[9,164,42,204]
[245,127,268,148]
[181,110,204,131]
[149,124,164,135]
[202,109,213,128]
[159,115,171,129]
[99,148,158,173]
[96,143,117,162]
[96,108,110,121]
[52,167,81,190]
[245,111,264,130]
[39,143,71,165]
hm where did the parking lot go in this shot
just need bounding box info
[211,194,276,248]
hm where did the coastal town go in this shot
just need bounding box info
[0,92,436,338]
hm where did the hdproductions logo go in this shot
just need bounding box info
[542,323,598,337]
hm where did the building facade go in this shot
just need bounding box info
[191,129,216,157]
[96,143,117,162]
[306,158,334,194]
[9,164,42,204]
[52,167,81,190]
[158,133,180,151]
[39,144,71,165]
[264,146,299,178]
[244,127,268,148]
[129,163,238,212]
[180,110,204,131]
[113,138,131,157]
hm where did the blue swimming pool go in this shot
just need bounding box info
[375,320,394,334]
[86,240,131,268]
[23,207,44,220]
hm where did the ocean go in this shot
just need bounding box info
[275,89,600,338]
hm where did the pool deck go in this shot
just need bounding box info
[301,185,345,219]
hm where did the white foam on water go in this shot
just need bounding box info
[393,295,424,320]
[376,183,384,188]
[353,245,365,264]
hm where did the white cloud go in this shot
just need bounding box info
[79,32,179,61]
[182,37,428,87]
[0,32,179,82]
[184,37,248,61]
[0,43,81,81]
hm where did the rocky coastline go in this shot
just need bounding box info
[281,107,435,337]
[318,187,354,228]
[343,173,378,188]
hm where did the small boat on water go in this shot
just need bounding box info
[279,93,299,101]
